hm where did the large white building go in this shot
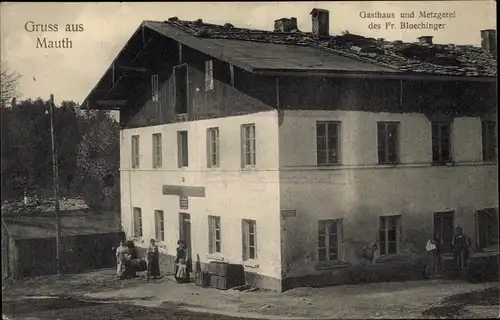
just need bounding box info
[83,10,498,291]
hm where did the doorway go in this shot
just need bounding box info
[179,212,192,274]
[434,211,454,253]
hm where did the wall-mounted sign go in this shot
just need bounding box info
[180,196,189,209]
[280,209,297,218]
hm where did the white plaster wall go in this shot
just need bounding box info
[119,110,282,279]
[278,110,498,278]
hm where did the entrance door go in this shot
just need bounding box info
[434,211,454,253]
[179,213,192,273]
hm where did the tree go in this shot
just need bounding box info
[74,110,120,211]
[0,62,21,108]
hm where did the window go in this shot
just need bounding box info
[155,210,165,242]
[377,122,399,164]
[208,215,221,254]
[432,122,452,164]
[133,207,143,238]
[316,121,340,165]
[205,60,214,91]
[151,74,159,102]
[317,219,341,262]
[482,122,497,162]
[177,131,189,167]
[131,135,140,168]
[242,219,256,260]
[477,208,499,249]
[241,124,256,167]
[174,64,188,114]
[151,74,161,119]
[207,127,220,168]
[379,215,401,255]
[152,133,162,168]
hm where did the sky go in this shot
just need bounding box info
[0,1,496,105]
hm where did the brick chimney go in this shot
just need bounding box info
[418,36,433,45]
[481,29,497,56]
[274,17,298,32]
[310,8,329,37]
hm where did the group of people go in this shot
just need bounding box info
[359,226,472,279]
[115,238,190,282]
[426,226,472,278]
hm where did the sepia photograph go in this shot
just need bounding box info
[1,1,498,319]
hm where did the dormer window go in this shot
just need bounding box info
[205,60,214,91]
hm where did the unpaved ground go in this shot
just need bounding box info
[3,269,499,319]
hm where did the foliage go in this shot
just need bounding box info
[1,96,120,212]
[74,110,120,211]
[0,62,21,107]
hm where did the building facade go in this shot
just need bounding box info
[83,10,498,291]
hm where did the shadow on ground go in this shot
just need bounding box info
[2,296,259,320]
[422,286,499,319]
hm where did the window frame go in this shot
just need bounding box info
[151,74,159,102]
[241,124,256,168]
[154,209,165,242]
[431,121,453,165]
[205,60,214,92]
[482,121,497,162]
[152,133,162,169]
[133,207,143,238]
[131,135,140,169]
[242,219,257,261]
[208,215,222,254]
[173,64,189,115]
[378,215,401,256]
[317,219,342,262]
[177,130,189,168]
[476,208,499,250]
[316,121,341,166]
[207,127,220,168]
[377,121,400,165]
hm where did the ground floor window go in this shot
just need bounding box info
[477,208,499,249]
[208,215,221,254]
[242,219,256,260]
[379,215,401,255]
[154,210,164,242]
[133,207,142,238]
[317,219,342,262]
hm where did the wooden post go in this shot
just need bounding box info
[49,94,62,275]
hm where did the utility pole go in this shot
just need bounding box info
[49,94,62,275]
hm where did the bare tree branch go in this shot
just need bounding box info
[1,62,22,107]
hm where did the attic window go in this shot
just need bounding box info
[151,74,159,102]
[205,60,214,91]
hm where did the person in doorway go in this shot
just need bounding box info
[425,234,440,278]
[361,242,378,266]
[175,240,188,283]
[115,240,129,280]
[452,227,472,271]
[146,239,160,280]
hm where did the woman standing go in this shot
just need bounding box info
[425,235,440,278]
[146,239,160,280]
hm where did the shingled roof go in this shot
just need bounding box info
[147,18,496,77]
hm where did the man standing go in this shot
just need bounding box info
[115,240,129,280]
[452,227,471,272]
